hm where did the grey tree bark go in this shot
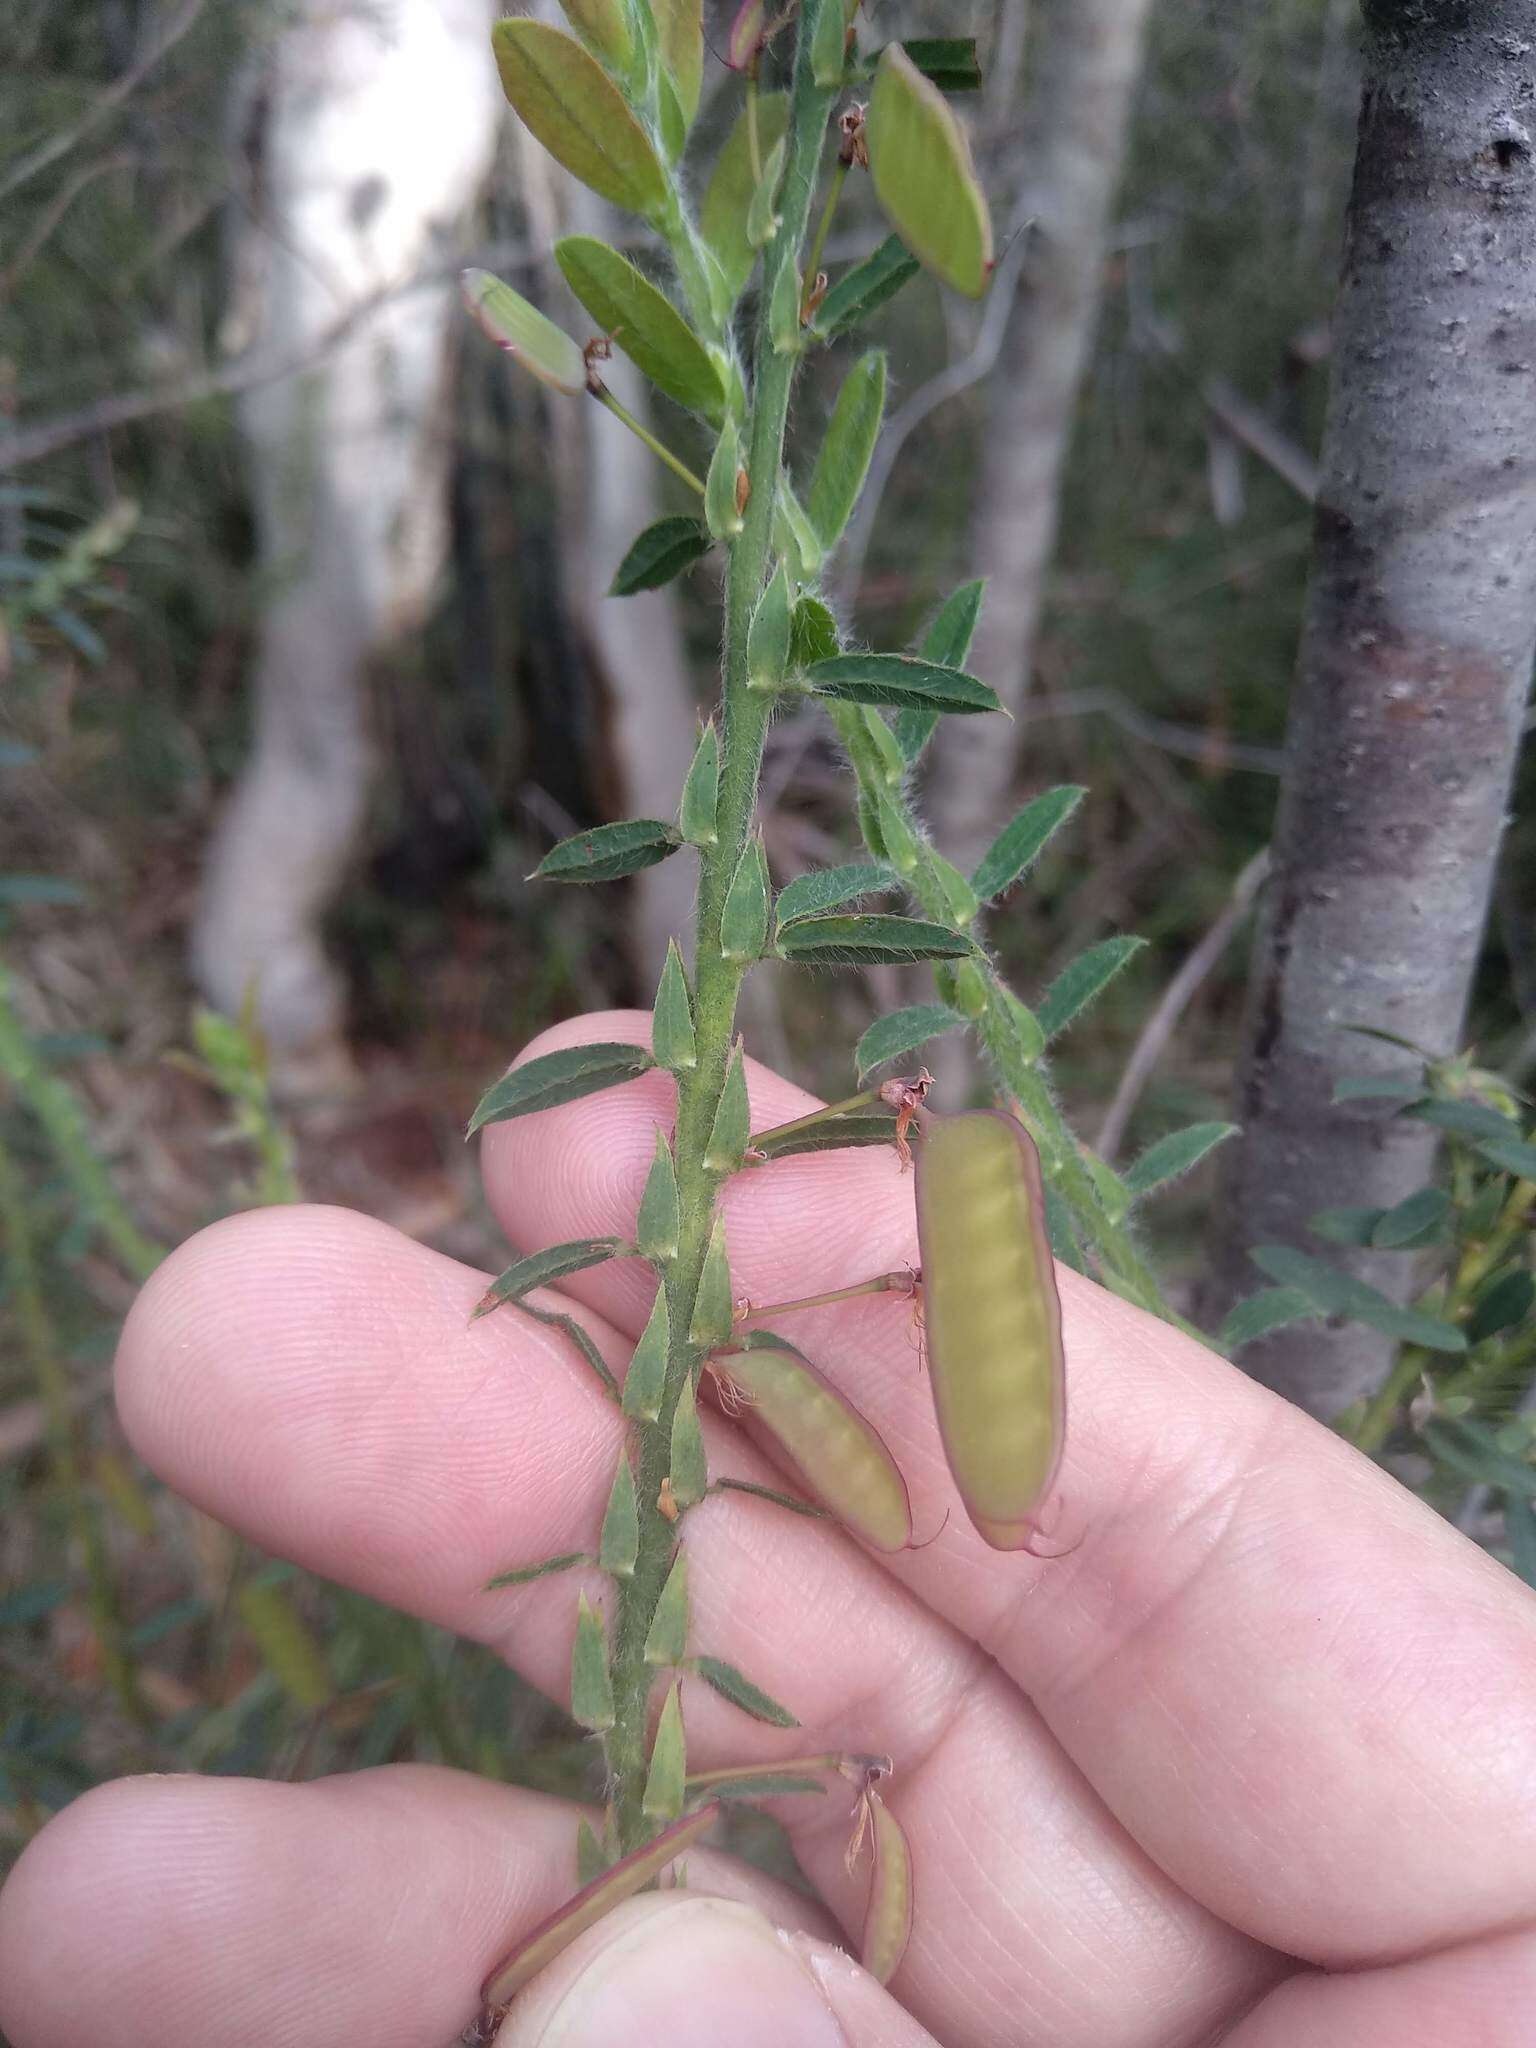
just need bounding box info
[924,0,1156,873]
[1201,1,1536,1417]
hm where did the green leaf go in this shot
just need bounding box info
[689,1214,734,1348]
[643,1682,688,1821]
[746,135,787,250]
[1422,1418,1536,1497]
[1123,1122,1238,1198]
[611,515,712,596]
[492,20,669,219]
[653,0,702,122]
[462,269,587,394]
[808,351,886,549]
[622,1289,671,1421]
[557,0,634,74]
[777,862,893,927]
[1504,1493,1536,1590]
[777,914,973,968]
[644,1549,690,1665]
[747,564,792,692]
[803,652,1000,716]
[1371,1186,1452,1250]
[599,1452,639,1577]
[704,1040,752,1176]
[898,36,983,91]
[1405,1099,1522,1144]
[927,848,978,926]
[652,940,698,1074]
[721,838,771,962]
[469,1042,656,1133]
[894,578,987,762]
[554,237,725,416]
[789,594,841,670]
[571,1592,616,1731]
[1217,1287,1322,1352]
[637,1131,681,1263]
[1478,1136,1536,1179]
[1249,1246,1467,1353]
[1309,1205,1387,1247]
[669,1376,708,1508]
[769,253,803,354]
[700,92,790,301]
[867,43,992,298]
[855,1003,964,1080]
[811,234,921,340]
[1468,1268,1534,1344]
[694,1655,799,1728]
[534,816,682,883]
[679,722,720,847]
[812,0,849,85]
[485,1552,590,1591]
[705,419,744,541]
[473,1237,630,1319]
[970,786,1086,902]
[774,477,824,579]
[748,1107,899,1163]
[1037,936,1145,1041]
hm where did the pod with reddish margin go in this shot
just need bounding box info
[859,1790,913,1985]
[480,1803,721,2012]
[710,1330,912,1552]
[913,1108,1065,1549]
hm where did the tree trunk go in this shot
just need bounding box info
[1201,0,1536,1417]
[193,0,498,1091]
[924,0,1155,874]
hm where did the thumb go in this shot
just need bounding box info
[494,1892,939,2048]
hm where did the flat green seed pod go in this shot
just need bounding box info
[914,1109,1065,1548]
[717,1332,911,1552]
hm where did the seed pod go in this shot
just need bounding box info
[913,1109,1065,1548]
[860,1791,913,1985]
[713,1331,911,1552]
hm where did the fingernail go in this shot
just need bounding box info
[495,1894,850,2048]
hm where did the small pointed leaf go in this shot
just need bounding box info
[776,862,893,927]
[1250,1247,1467,1353]
[571,1592,615,1731]
[1479,1135,1536,1179]
[679,723,720,847]
[1422,1417,1536,1497]
[1371,1185,1453,1250]
[700,93,790,301]
[706,419,744,541]
[899,36,982,91]
[769,255,803,354]
[534,817,681,883]
[895,579,986,761]
[644,1548,690,1665]
[653,0,703,121]
[774,480,824,579]
[1036,936,1145,1041]
[808,351,886,548]
[669,1376,708,1508]
[474,1237,630,1319]
[811,234,921,340]
[747,564,792,691]
[804,652,1000,716]
[622,1289,671,1420]
[1122,1123,1238,1199]
[812,0,849,85]
[971,786,1086,902]
[704,1040,752,1175]
[789,594,840,670]
[777,914,973,968]
[462,270,587,394]
[1405,1098,1522,1143]
[637,1131,682,1263]
[469,1043,656,1133]
[599,1452,639,1577]
[747,135,787,249]
[720,838,771,961]
[1468,1268,1534,1344]
[694,1654,799,1727]
[867,43,992,297]
[643,1683,688,1821]
[486,1552,591,1591]
[492,20,669,219]
[611,515,712,596]
[555,237,726,416]
[1217,1286,1323,1352]
[855,1004,963,1080]
[652,940,698,1074]
[1309,1205,1387,1247]
[557,0,634,74]
[689,1213,734,1349]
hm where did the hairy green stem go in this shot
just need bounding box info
[603,5,840,1854]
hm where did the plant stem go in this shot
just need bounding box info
[592,386,706,497]
[602,5,839,1855]
[747,1084,884,1148]
[732,1270,917,1327]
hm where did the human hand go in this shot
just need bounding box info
[3,1012,1534,2048]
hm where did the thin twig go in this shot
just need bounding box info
[1096,848,1271,1160]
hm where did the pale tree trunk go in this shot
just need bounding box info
[1202,0,1536,1417]
[924,0,1155,874]
[193,0,499,1092]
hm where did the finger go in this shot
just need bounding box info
[0,1766,829,2048]
[496,1893,943,2048]
[116,1203,1268,2048]
[481,1014,1536,1965]
[1222,1923,1536,2048]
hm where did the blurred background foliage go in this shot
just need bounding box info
[1,0,1532,1873]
